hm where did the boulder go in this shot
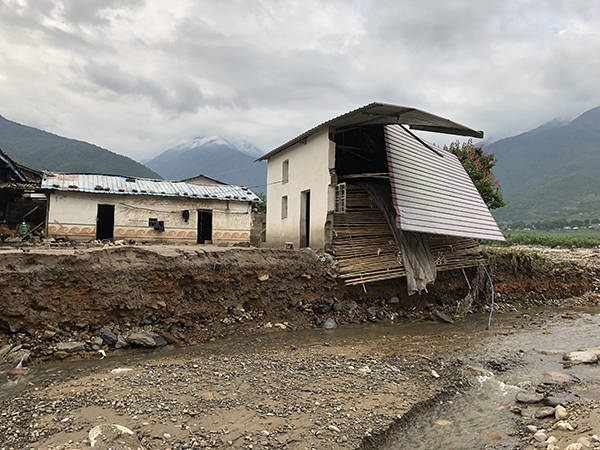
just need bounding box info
[533,431,547,442]
[563,351,598,365]
[323,318,337,330]
[555,420,574,431]
[5,349,29,365]
[101,329,118,346]
[56,341,86,353]
[88,424,142,449]
[0,344,13,360]
[115,335,129,349]
[542,371,580,385]
[535,406,555,419]
[555,404,568,420]
[516,391,544,404]
[126,332,166,347]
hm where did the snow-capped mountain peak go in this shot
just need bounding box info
[168,135,263,158]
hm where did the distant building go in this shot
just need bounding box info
[181,174,227,185]
[42,173,259,244]
[257,103,504,291]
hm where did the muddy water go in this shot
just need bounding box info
[382,308,600,450]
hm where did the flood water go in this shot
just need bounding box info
[382,308,600,449]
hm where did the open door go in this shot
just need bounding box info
[300,190,310,248]
[96,204,114,240]
[197,209,212,244]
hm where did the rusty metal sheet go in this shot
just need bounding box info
[384,124,505,241]
[41,173,260,202]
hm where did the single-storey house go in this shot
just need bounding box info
[257,102,505,292]
[42,173,259,244]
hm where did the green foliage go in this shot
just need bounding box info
[253,192,266,213]
[445,139,506,210]
[489,229,600,248]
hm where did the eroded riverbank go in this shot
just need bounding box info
[2,305,600,449]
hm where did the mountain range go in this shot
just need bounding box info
[0,114,159,178]
[145,136,267,190]
[488,106,600,222]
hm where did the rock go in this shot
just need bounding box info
[592,435,600,443]
[366,307,380,321]
[388,296,400,304]
[464,366,493,377]
[101,329,118,346]
[564,444,583,450]
[535,406,555,419]
[264,322,273,328]
[516,391,544,404]
[88,424,141,449]
[5,349,30,365]
[7,367,29,377]
[92,337,104,346]
[563,351,598,365]
[432,310,454,324]
[555,404,568,419]
[358,365,372,375]
[333,300,358,313]
[257,273,269,281]
[56,341,86,353]
[126,332,166,347]
[435,419,453,427]
[546,436,558,445]
[525,425,538,433]
[577,437,592,448]
[0,343,12,360]
[544,393,580,407]
[323,318,337,330]
[554,420,574,431]
[480,430,507,440]
[111,368,133,374]
[431,369,440,378]
[115,335,129,349]
[533,430,547,442]
[328,425,340,433]
[542,371,580,385]
[274,323,287,330]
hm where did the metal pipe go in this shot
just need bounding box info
[483,266,495,330]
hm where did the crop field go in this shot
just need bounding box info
[498,229,600,248]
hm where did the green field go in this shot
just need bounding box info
[498,229,600,248]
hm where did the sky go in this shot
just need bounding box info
[1,0,600,160]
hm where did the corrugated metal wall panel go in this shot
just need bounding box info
[384,124,505,241]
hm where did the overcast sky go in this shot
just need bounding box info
[1,0,600,160]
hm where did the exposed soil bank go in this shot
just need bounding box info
[0,245,599,364]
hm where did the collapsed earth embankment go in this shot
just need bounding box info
[0,245,598,364]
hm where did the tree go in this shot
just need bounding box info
[444,139,507,210]
[253,192,266,214]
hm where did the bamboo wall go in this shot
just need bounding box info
[332,183,484,285]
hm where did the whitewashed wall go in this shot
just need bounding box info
[46,191,252,243]
[265,128,336,248]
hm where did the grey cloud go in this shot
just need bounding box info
[1,0,600,157]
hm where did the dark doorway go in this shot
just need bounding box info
[197,209,212,244]
[96,204,114,240]
[300,190,310,248]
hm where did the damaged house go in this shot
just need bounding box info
[258,103,505,293]
[41,173,259,244]
[0,148,46,236]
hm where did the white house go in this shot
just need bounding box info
[42,173,259,244]
[257,102,505,291]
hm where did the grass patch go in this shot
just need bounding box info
[499,229,600,248]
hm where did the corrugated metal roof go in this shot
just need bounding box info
[384,124,505,242]
[41,173,260,202]
[0,148,26,182]
[257,102,484,161]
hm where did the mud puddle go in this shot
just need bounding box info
[381,308,600,449]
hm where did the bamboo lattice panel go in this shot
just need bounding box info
[332,183,484,285]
